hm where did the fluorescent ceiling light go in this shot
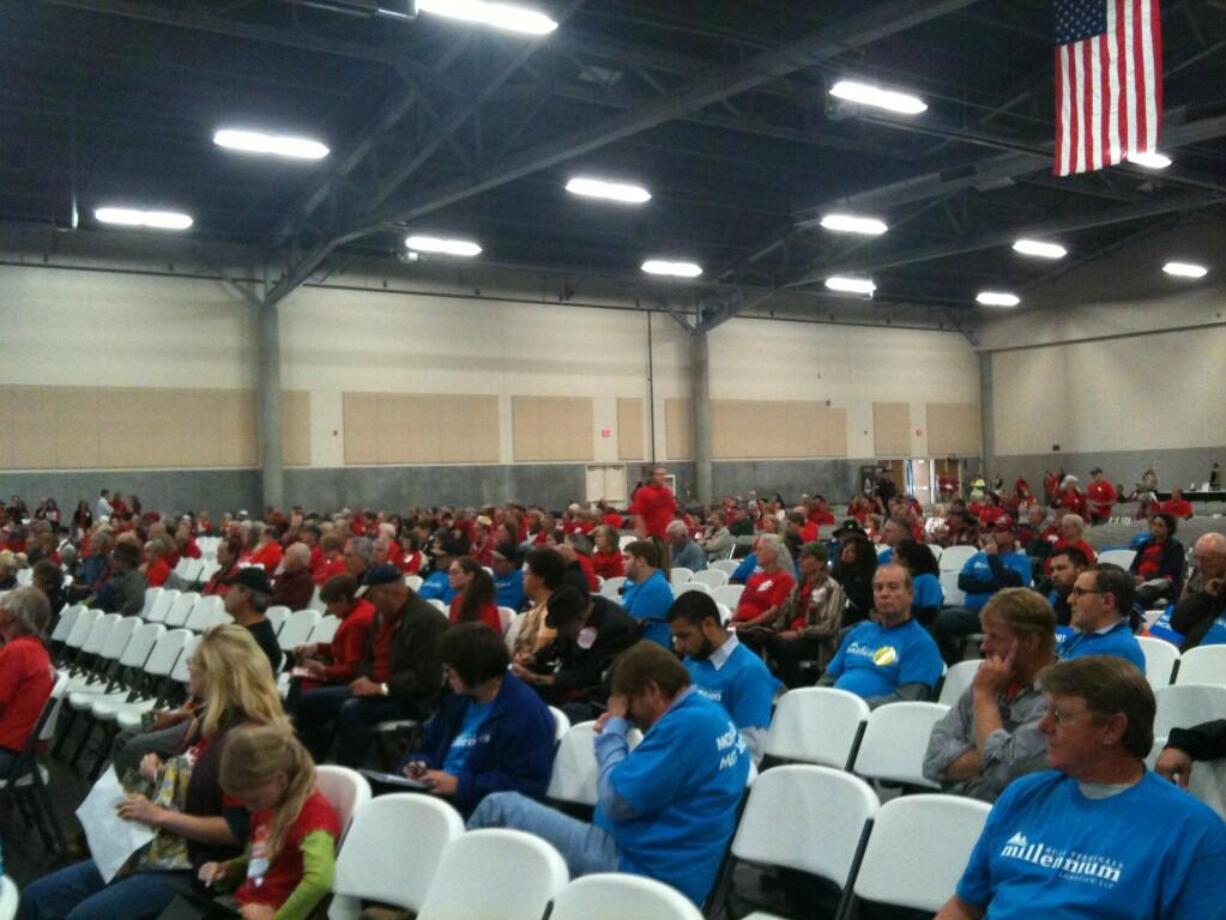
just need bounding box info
[417,0,557,34]
[1012,238,1067,260]
[94,207,193,230]
[1163,261,1208,279]
[829,79,927,115]
[820,213,888,236]
[825,276,876,296]
[565,176,651,204]
[1128,150,1172,170]
[642,259,702,278]
[213,128,329,161]
[976,291,1021,307]
[405,235,482,257]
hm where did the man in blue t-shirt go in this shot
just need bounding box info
[819,562,943,708]
[469,641,749,906]
[621,539,675,647]
[491,543,526,611]
[417,536,460,604]
[1056,563,1146,672]
[936,656,1226,920]
[667,591,781,763]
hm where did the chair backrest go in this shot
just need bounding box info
[199,560,221,583]
[938,659,981,706]
[405,575,423,592]
[599,576,626,599]
[81,612,122,656]
[669,567,694,588]
[547,721,643,806]
[711,559,740,576]
[852,702,949,789]
[173,556,193,578]
[329,794,465,918]
[732,764,879,887]
[764,687,870,768]
[307,586,327,612]
[164,592,199,628]
[170,633,202,684]
[498,607,517,634]
[16,568,33,586]
[266,605,290,635]
[0,871,17,918]
[716,603,733,625]
[139,586,164,619]
[315,765,372,842]
[144,588,179,624]
[98,615,141,661]
[119,622,166,668]
[927,544,944,563]
[712,584,744,608]
[690,569,729,589]
[310,615,341,645]
[38,671,73,742]
[852,794,991,912]
[550,873,703,920]
[549,706,570,744]
[417,829,569,920]
[938,545,976,572]
[1175,645,1226,687]
[64,607,102,650]
[278,610,321,651]
[51,604,85,644]
[1137,636,1182,688]
[1097,548,1137,570]
[184,595,224,632]
[676,581,711,596]
[183,558,205,582]
[144,628,193,679]
[939,569,966,607]
[427,598,447,614]
[1154,684,1226,737]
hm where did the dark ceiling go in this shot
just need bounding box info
[3,0,1225,328]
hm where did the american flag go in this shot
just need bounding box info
[1052,0,1163,176]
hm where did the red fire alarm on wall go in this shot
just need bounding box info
[601,428,611,438]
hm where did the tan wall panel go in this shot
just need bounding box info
[342,393,379,464]
[281,390,311,467]
[617,398,644,461]
[53,388,101,469]
[812,405,848,457]
[217,390,258,467]
[11,387,57,469]
[0,388,14,468]
[181,391,221,468]
[873,402,911,457]
[512,396,593,461]
[463,397,501,463]
[343,392,499,465]
[711,400,848,459]
[665,398,693,461]
[927,402,981,456]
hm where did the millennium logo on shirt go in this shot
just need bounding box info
[846,642,898,667]
[1000,832,1123,888]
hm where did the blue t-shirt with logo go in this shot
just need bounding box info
[1058,619,1146,672]
[417,569,456,603]
[621,569,675,647]
[685,641,780,731]
[441,699,493,776]
[912,572,944,610]
[957,770,1226,919]
[961,551,1033,611]
[494,569,525,612]
[825,618,943,701]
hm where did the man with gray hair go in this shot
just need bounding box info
[665,519,707,573]
[1170,532,1226,650]
[343,536,375,581]
[0,586,55,776]
[222,567,283,674]
[271,541,315,611]
[90,541,147,616]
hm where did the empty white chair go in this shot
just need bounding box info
[938,545,976,572]
[310,614,341,646]
[138,587,163,619]
[328,794,465,920]
[939,569,966,607]
[939,659,982,706]
[417,829,569,920]
[711,584,744,609]
[1098,548,1137,570]
[66,614,122,682]
[278,610,321,654]
[498,606,517,634]
[550,874,702,920]
[66,615,138,697]
[163,592,199,629]
[405,575,423,592]
[144,589,179,624]
[711,559,740,576]
[172,556,193,579]
[669,567,694,589]
[618,535,636,550]
[182,558,206,583]
[852,702,949,789]
[927,544,944,564]
[314,765,371,842]
[1137,636,1181,689]
[763,687,870,769]
[675,581,711,596]
[599,576,626,599]
[690,568,729,589]
[849,794,992,914]
[16,568,33,586]
[266,605,292,635]
[50,605,85,645]
[547,721,642,807]
[1154,684,1226,738]
[549,706,570,744]
[198,560,221,584]
[185,595,224,632]
[1175,645,1226,687]
[61,607,102,659]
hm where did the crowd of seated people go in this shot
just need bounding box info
[2,461,1225,917]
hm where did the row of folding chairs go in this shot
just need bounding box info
[134,587,232,632]
[1137,638,1226,689]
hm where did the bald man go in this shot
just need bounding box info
[1170,532,1226,650]
[271,541,316,611]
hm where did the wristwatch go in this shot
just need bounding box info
[380,682,390,696]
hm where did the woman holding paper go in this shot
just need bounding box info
[19,625,290,920]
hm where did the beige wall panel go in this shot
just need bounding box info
[342,393,380,465]
[96,389,144,469]
[713,400,847,460]
[814,406,849,457]
[218,390,258,467]
[873,402,912,457]
[11,387,57,469]
[665,398,693,461]
[0,388,14,468]
[617,398,644,461]
[570,398,594,460]
[512,396,593,461]
[436,397,474,463]
[281,390,311,467]
[181,391,222,468]
[53,388,101,469]
[511,396,541,461]
[463,397,501,463]
[927,402,981,457]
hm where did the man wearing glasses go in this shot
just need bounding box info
[1057,563,1146,672]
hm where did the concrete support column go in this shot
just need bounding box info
[258,303,284,511]
[691,330,713,504]
[979,350,995,483]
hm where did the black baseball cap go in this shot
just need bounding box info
[492,542,523,565]
[225,566,272,594]
[357,563,403,597]
[833,518,865,537]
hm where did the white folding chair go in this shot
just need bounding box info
[144,589,179,624]
[548,706,571,745]
[163,592,199,629]
[716,603,733,626]
[1137,636,1181,689]
[764,687,870,769]
[713,765,879,918]
[1154,684,1226,738]
[498,606,517,634]
[182,558,205,583]
[939,569,966,607]
[550,874,702,920]
[91,628,193,731]
[711,559,740,576]
[417,829,569,920]
[138,587,163,619]
[851,702,950,789]
[266,605,291,635]
[50,604,85,646]
[328,794,465,920]
[1098,548,1137,570]
[65,615,137,695]
[690,569,729,589]
[1175,645,1226,687]
[0,671,72,854]
[669,567,694,589]
[938,545,976,572]
[185,595,224,632]
[61,608,101,660]
[65,613,121,680]
[310,615,341,646]
[307,585,327,612]
[848,794,991,914]
[547,721,643,807]
[0,876,17,920]
[599,576,626,599]
[676,581,711,596]
[314,765,372,842]
[405,575,423,592]
[712,584,744,608]
[938,659,981,706]
[172,557,193,580]
[278,610,321,654]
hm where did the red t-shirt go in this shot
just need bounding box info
[576,553,599,591]
[182,539,202,560]
[592,551,624,580]
[601,512,624,529]
[799,521,819,543]
[312,556,347,586]
[734,570,796,623]
[397,551,424,575]
[630,484,676,539]
[235,790,341,911]
[809,508,836,526]
[448,596,502,632]
[249,542,283,574]
[320,600,376,684]
[0,636,55,752]
[146,557,172,588]
[369,608,401,683]
[1087,480,1117,514]
[1136,542,1165,579]
[1160,499,1194,519]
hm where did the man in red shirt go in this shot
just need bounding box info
[630,465,677,539]
[1086,468,1118,524]
[202,536,242,597]
[1160,487,1195,520]
[312,534,347,586]
[0,586,55,775]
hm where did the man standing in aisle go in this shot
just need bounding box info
[1086,467,1117,525]
[630,465,676,540]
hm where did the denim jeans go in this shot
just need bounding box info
[468,792,620,879]
[17,860,193,920]
[294,686,409,768]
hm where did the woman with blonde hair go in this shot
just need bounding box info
[21,625,289,920]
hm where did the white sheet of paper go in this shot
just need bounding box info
[75,766,157,883]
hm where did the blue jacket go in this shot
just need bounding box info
[404,674,556,815]
[731,552,760,585]
[417,569,456,603]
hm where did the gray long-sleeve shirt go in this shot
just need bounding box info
[923,682,1049,802]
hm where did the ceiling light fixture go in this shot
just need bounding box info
[1127,150,1172,170]
[565,176,651,204]
[642,259,702,278]
[819,213,888,236]
[829,79,927,115]
[405,234,482,257]
[1012,238,1068,260]
[825,276,876,296]
[213,128,330,161]
[1162,261,1209,279]
[976,291,1021,307]
[94,207,193,230]
[416,0,557,34]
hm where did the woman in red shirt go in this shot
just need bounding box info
[733,540,796,630]
[249,525,285,573]
[448,557,502,632]
[591,525,625,580]
[397,533,424,574]
[292,574,376,695]
[143,537,174,588]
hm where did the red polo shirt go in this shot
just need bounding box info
[630,483,676,539]
[1160,498,1194,519]
[369,607,402,684]
[0,636,54,752]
